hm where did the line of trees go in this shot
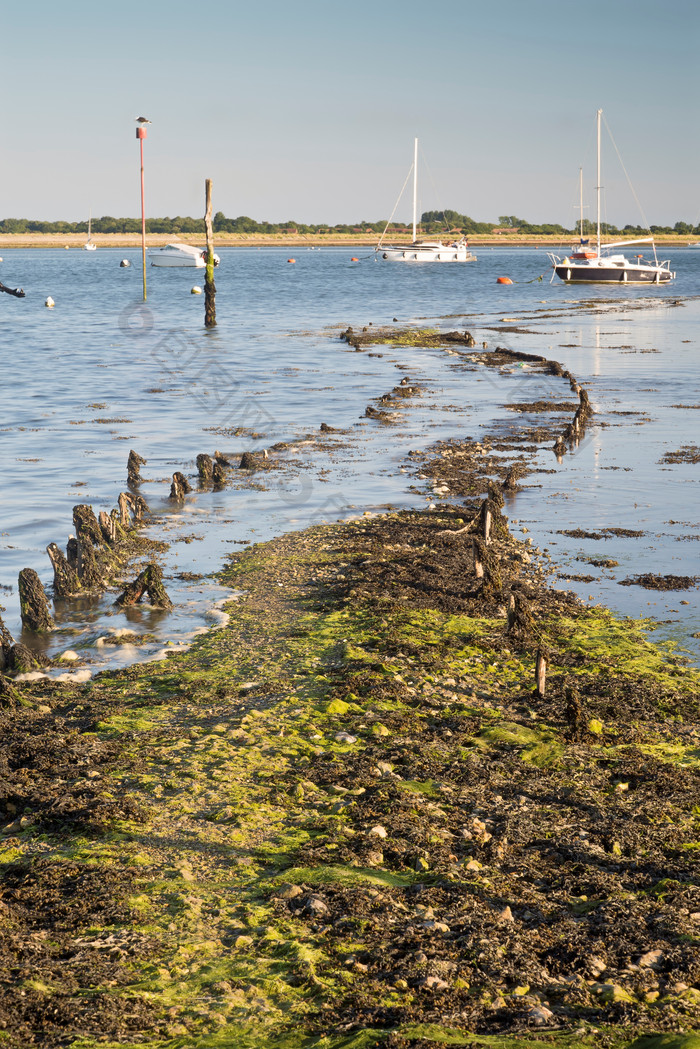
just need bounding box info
[0,213,698,236]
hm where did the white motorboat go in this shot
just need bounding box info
[547,111,674,285]
[377,139,476,263]
[150,243,220,268]
[83,212,96,251]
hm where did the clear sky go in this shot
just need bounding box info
[3,0,698,227]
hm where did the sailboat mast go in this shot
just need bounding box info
[596,108,602,256]
[578,168,584,240]
[412,137,418,242]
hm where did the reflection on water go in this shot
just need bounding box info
[1,247,698,671]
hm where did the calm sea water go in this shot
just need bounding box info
[1,245,698,673]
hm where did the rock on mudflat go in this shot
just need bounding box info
[418,975,449,991]
[528,1005,554,1025]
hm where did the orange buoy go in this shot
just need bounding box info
[497,277,513,284]
[351,256,359,262]
[287,258,296,263]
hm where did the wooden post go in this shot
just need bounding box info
[535,648,547,697]
[18,568,54,632]
[472,538,484,579]
[136,126,148,302]
[204,178,216,328]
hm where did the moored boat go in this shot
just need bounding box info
[150,243,220,268]
[377,139,476,263]
[547,111,674,285]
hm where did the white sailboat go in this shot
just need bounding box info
[83,212,97,251]
[377,139,476,263]
[547,110,674,284]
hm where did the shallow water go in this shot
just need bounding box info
[1,245,698,673]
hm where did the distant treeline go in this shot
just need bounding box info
[0,211,697,236]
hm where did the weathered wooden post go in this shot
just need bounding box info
[535,647,548,697]
[196,453,214,483]
[18,569,54,632]
[204,178,216,328]
[169,472,192,500]
[127,449,146,487]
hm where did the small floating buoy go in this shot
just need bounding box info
[64,245,70,250]
[287,258,296,263]
[45,296,55,308]
[120,259,131,267]
[496,277,513,284]
[191,285,202,295]
[351,256,359,262]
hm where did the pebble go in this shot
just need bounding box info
[335,731,357,744]
[368,825,387,838]
[421,920,450,933]
[528,1005,554,1025]
[303,894,330,917]
[638,949,664,969]
[418,975,449,991]
[276,883,303,900]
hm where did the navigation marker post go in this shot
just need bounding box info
[136,123,148,301]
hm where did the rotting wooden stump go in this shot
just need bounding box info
[143,563,173,609]
[0,673,19,705]
[129,493,149,524]
[127,449,147,487]
[118,492,132,529]
[18,568,54,632]
[98,510,126,545]
[565,683,585,740]
[506,589,536,641]
[116,562,172,609]
[73,504,105,550]
[477,485,505,544]
[169,472,192,500]
[239,451,261,470]
[503,464,523,491]
[197,453,214,483]
[76,534,104,590]
[472,536,501,597]
[47,543,80,599]
[0,614,14,674]
[212,462,226,489]
[6,642,40,675]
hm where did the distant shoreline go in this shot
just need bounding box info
[0,232,690,249]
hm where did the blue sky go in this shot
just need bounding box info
[3,0,698,226]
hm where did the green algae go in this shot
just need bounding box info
[5,513,700,1049]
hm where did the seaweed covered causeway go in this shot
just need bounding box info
[1,501,700,1049]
